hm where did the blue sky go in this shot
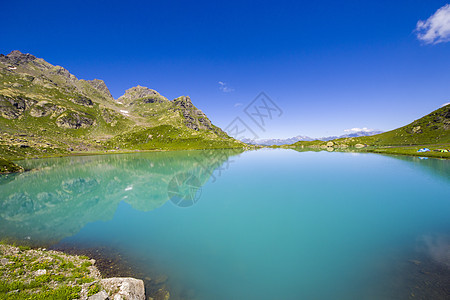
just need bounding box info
[1,0,450,138]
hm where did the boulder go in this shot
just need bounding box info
[326,141,334,147]
[100,277,145,300]
[355,144,366,148]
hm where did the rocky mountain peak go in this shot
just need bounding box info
[85,79,113,100]
[118,85,167,104]
[0,50,37,65]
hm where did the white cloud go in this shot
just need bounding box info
[234,102,243,107]
[344,127,374,133]
[416,4,450,44]
[218,81,234,93]
[442,102,450,107]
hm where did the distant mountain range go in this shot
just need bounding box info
[318,130,384,141]
[242,130,383,146]
[241,136,314,146]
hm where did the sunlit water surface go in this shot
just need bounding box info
[1,149,449,299]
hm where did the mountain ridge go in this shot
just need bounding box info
[0,50,245,163]
[242,130,383,146]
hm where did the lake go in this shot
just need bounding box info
[0,149,449,299]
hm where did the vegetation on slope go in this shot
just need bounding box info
[0,243,99,300]
[288,105,450,158]
[0,51,245,165]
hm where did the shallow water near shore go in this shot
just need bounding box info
[1,149,449,299]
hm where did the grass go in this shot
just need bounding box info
[363,144,450,158]
[0,244,99,300]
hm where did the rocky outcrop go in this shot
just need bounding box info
[30,101,66,118]
[69,95,94,107]
[56,111,95,129]
[118,86,168,105]
[172,96,214,131]
[0,95,36,119]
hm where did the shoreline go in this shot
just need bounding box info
[0,243,148,300]
[53,243,171,300]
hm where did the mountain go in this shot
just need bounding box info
[290,104,450,148]
[0,50,244,161]
[242,130,382,145]
[241,135,313,146]
[352,104,450,146]
[318,130,384,141]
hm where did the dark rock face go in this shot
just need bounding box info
[69,96,93,107]
[141,97,166,104]
[56,111,95,129]
[30,101,65,118]
[0,50,37,65]
[0,95,36,119]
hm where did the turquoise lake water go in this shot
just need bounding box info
[1,149,449,299]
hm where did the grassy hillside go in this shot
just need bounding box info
[0,51,245,163]
[288,105,450,158]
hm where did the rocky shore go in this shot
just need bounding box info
[0,244,148,300]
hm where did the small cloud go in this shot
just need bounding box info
[234,102,243,107]
[416,4,450,44]
[442,102,450,107]
[218,81,234,93]
[344,127,374,133]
